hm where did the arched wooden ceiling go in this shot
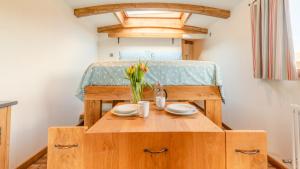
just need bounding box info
[71,2,232,38]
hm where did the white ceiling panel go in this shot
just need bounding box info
[64,0,241,10]
[186,14,219,28]
[78,13,119,28]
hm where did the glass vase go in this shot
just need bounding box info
[130,83,143,104]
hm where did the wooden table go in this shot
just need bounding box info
[88,102,222,133]
[48,102,267,169]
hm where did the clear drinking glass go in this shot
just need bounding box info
[155,82,166,110]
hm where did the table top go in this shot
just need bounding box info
[0,101,18,108]
[87,102,223,134]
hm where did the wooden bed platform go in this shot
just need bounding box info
[84,85,222,128]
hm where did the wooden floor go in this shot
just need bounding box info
[27,154,47,169]
[27,153,278,169]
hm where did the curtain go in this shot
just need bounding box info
[250,0,298,80]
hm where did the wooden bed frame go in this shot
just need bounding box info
[84,85,222,128]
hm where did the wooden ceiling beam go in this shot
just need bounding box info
[108,33,184,38]
[74,3,230,19]
[97,24,123,32]
[181,13,192,24]
[97,26,208,35]
[113,12,125,25]
[183,25,208,34]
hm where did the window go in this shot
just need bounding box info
[125,10,183,18]
[289,0,300,68]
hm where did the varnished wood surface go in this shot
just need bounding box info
[0,107,11,169]
[74,3,231,19]
[47,127,87,169]
[226,130,268,169]
[84,100,102,128]
[97,18,207,33]
[205,100,222,127]
[114,12,125,25]
[85,102,225,169]
[84,85,222,101]
[100,27,208,38]
[88,102,222,134]
[85,132,225,169]
[181,13,192,24]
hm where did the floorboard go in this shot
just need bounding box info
[27,153,277,169]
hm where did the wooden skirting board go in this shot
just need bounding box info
[16,147,47,169]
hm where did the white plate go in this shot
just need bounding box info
[112,110,138,117]
[113,104,137,114]
[165,107,197,116]
[166,104,196,114]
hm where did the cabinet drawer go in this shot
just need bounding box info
[85,133,170,169]
[225,130,267,169]
[85,132,225,169]
[47,127,87,169]
[169,132,225,169]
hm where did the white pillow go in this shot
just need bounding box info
[152,51,182,60]
[119,50,152,60]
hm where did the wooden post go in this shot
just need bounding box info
[205,100,222,127]
[84,100,102,128]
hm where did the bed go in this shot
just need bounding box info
[77,60,225,128]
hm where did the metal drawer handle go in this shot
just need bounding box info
[54,144,79,149]
[235,149,260,155]
[144,148,168,154]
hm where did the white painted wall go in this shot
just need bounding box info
[201,0,300,160]
[97,34,181,60]
[0,0,98,168]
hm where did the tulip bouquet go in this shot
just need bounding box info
[125,62,151,103]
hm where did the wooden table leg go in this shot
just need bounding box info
[84,100,102,128]
[205,100,222,127]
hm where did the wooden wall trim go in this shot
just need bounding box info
[16,147,47,169]
[222,123,288,169]
[74,3,231,19]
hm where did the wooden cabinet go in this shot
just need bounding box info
[225,131,267,169]
[0,107,11,169]
[48,103,267,169]
[47,127,87,169]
